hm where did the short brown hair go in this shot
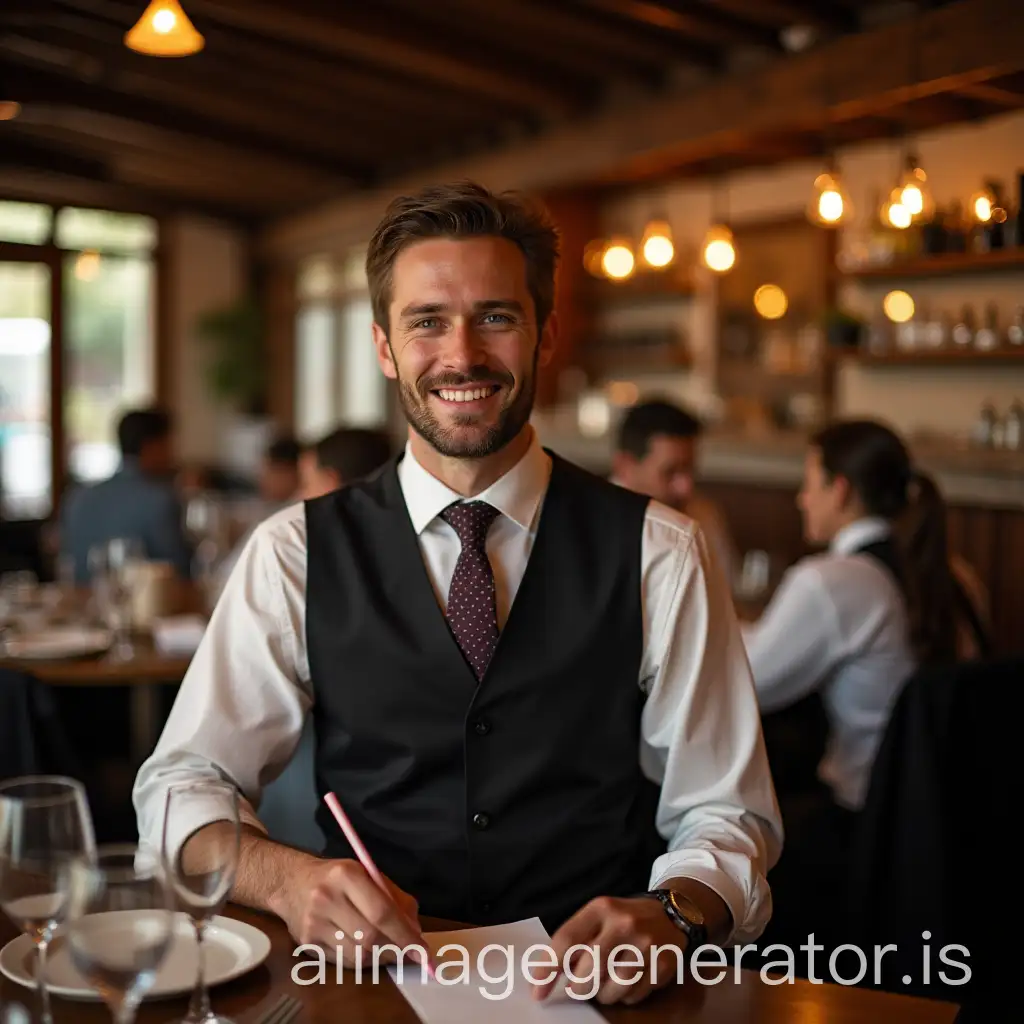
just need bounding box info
[365,181,560,334]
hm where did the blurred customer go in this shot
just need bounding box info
[258,434,302,507]
[612,399,737,584]
[298,426,394,500]
[744,419,990,828]
[59,407,191,581]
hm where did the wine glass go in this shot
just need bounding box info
[162,782,240,1023]
[62,845,174,1024]
[89,538,143,661]
[0,775,97,1024]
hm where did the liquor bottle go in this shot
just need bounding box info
[974,304,1000,351]
[1004,399,1024,450]
[920,206,947,255]
[944,200,967,253]
[951,305,976,347]
[1008,305,1024,346]
[922,305,946,349]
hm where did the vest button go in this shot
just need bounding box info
[472,812,491,830]
[481,902,493,913]
[473,718,491,736]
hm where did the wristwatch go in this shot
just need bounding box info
[641,889,708,948]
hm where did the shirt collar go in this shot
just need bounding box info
[397,430,552,536]
[830,516,892,555]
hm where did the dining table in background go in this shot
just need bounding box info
[0,906,961,1024]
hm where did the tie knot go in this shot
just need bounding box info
[440,501,500,547]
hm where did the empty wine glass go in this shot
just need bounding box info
[0,776,97,1024]
[89,538,143,660]
[62,844,174,1024]
[162,782,240,1023]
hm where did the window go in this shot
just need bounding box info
[0,201,158,519]
[294,251,387,442]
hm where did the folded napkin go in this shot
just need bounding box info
[151,614,207,656]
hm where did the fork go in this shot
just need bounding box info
[253,992,302,1024]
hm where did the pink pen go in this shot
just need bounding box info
[323,792,435,979]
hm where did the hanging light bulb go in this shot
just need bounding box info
[881,187,912,230]
[897,152,933,220]
[0,101,20,121]
[701,224,736,273]
[601,238,635,280]
[970,184,996,223]
[125,0,204,56]
[640,219,674,268]
[808,167,850,226]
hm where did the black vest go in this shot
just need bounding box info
[304,452,664,930]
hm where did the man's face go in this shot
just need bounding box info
[372,237,554,459]
[797,447,848,545]
[298,450,341,501]
[615,434,697,511]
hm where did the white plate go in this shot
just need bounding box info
[0,912,271,1001]
[4,626,112,660]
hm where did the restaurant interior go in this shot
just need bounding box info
[0,1,1020,1022]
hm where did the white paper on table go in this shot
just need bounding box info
[388,917,604,1024]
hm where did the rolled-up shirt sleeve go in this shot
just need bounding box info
[639,508,783,945]
[132,506,310,865]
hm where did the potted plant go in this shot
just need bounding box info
[821,307,865,349]
[194,297,273,477]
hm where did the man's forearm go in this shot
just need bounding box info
[181,821,321,920]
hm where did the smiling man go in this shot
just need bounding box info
[134,182,781,1007]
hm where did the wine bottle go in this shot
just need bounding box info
[1007,305,1024,346]
[974,304,999,351]
[952,305,976,347]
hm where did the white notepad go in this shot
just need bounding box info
[389,917,604,1023]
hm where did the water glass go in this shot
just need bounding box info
[89,538,143,660]
[62,845,174,1024]
[0,776,97,1024]
[162,782,240,1023]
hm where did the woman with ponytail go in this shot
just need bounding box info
[742,419,989,825]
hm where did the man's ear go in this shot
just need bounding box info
[611,450,633,483]
[537,310,558,369]
[373,321,397,380]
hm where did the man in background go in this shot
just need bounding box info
[298,426,394,500]
[612,399,738,587]
[257,434,302,508]
[60,407,191,581]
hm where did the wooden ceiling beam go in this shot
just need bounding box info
[45,0,518,125]
[187,0,593,114]
[261,0,1024,257]
[0,133,111,181]
[3,61,372,181]
[709,0,858,31]
[953,80,1024,106]
[574,0,784,51]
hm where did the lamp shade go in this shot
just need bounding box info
[125,1,204,56]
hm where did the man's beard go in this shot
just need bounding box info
[394,349,538,459]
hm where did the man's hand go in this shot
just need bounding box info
[271,857,429,970]
[532,895,688,1006]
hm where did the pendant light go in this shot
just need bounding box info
[701,176,735,274]
[0,101,19,121]
[808,158,851,227]
[125,1,204,56]
[639,218,675,269]
[897,151,933,220]
[600,237,636,281]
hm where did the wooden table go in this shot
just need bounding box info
[0,906,960,1023]
[1,637,193,765]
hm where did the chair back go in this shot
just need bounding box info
[846,655,1021,1010]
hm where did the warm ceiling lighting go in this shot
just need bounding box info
[808,169,849,226]
[881,187,911,230]
[754,284,788,320]
[883,290,915,323]
[898,153,933,220]
[701,224,736,273]
[0,101,20,121]
[601,239,635,280]
[74,249,101,281]
[125,0,204,56]
[640,219,674,268]
[583,239,607,277]
[971,190,993,223]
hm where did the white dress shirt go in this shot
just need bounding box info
[741,517,916,811]
[134,432,782,943]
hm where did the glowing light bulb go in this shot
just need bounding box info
[883,290,915,323]
[817,188,844,224]
[888,203,911,229]
[640,220,674,268]
[754,284,788,320]
[153,8,177,32]
[973,194,992,222]
[602,243,635,280]
[701,224,735,273]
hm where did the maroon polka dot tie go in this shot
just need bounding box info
[440,501,501,681]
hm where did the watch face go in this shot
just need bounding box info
[668,891,705,926]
